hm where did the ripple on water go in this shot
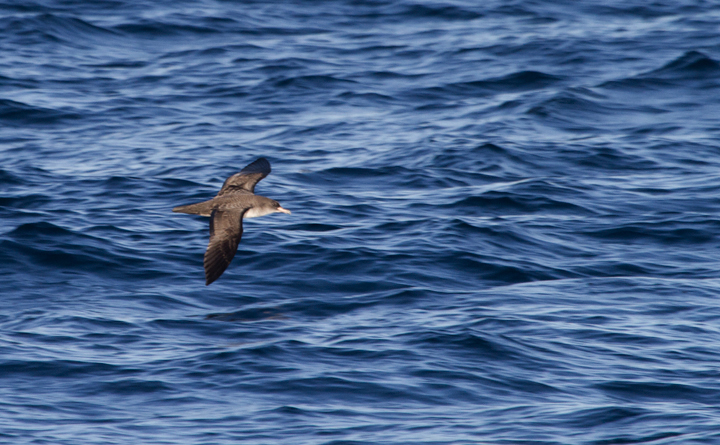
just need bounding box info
[2,1,720,444]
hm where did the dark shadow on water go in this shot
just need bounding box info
[205,307,287,322]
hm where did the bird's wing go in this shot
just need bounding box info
[204,209,246,285]
[216,157,271,196]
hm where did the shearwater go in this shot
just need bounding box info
[173,158,291,285]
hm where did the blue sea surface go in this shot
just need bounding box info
[2,1,720,443]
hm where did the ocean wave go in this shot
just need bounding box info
[0,98,81,125]
[2,0,720,443]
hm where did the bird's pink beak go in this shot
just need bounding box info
[277,206,291,214]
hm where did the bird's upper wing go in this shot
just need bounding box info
[204,209,246,285]
[216,157,271,196]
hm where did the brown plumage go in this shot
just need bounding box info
[173,158,291,285]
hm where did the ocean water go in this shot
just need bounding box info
[2,0,720,443]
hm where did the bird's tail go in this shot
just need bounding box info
[172,200,213,216]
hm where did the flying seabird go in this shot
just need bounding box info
[173,158,291,285]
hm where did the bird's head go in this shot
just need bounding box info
[272,200,291,214]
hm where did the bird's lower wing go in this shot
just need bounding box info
[204,209,245,285]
